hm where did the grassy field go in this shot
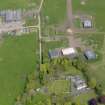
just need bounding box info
[47,80,70,95]
[72,0,105,31]
[0,33,37,105]
[42,0,66,25]
[0,0,40,9]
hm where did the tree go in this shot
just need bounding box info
[88,78,97,89]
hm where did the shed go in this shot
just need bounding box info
[48,49,62,59]
[88,99,97,105]
[72,76,87,90]
[62,48,76,56]
[84,50,96,60]
[83,20,92,28]
[5,10,22,23]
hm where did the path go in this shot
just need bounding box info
[67,0,74,28]
[66,0,83,48]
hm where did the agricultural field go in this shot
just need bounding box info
[0,0,41,9]
[72,0,105,31]
[0,33,37,105]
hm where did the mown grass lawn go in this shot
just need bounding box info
[0,0,40,9]
[0,33,36,105]
[42,0,66,25]
[47,80,70,95]
[72,0,105,31]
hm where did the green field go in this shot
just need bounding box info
[47,80,70,95]
[0,0,40,9]
[72,0,105,31]
[42,0,66,25]
[0,33,36,105]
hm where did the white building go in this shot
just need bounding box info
[72,76,87,90]
[61,48,76,56]
[83,20,92,28]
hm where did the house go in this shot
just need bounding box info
[72,76,87,90]
[98,96,105,104]
[48,49,62,59]
[84,50,96,60]
[88,99,97,105]
[83,20,92,28]
[61,48,76,56]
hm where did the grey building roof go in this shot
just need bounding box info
[48,49,62,59]
[84,50,96,60]
[5,10,22,22]
[0,10,22,22]
[83,20,92,28]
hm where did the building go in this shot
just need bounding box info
[0,10,22,23]
[88,99,97,105]
[62,48,76,56]
[72,76,87,90]
[98,96,105,104]
[84,50,96,60]
[48,49,62,59]
[83,20,92,28]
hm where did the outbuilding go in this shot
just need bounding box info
[62,48,76,56]
[84,50,96,60]
[48,49,62,59]
[83,20,92,28]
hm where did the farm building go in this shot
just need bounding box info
[62,48,76,56]
[84,50,96,60]
[0,10,22,23]
[72,76,87,90]
[62,48,77,58]
[88,99,97,105]
[98,96,105,104]
[48,49,62,59]
[83,20,92,28]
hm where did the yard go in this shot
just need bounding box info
[47,80,70,95]
[0,0,41,9]
[72,0,105,31]
[72,90,97,105]
[42,39,69,62]
[0,33,37,105]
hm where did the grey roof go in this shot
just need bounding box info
[5,10,22,22]
[84,50,96,60]
[0,10,22,22]
[83,20,92,28]
[48,49,62,59]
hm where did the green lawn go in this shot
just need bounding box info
[0,33,37,105]
[73,91,96,105]
[42,0,66,25]
[0,0,40,9]
[47,80,70,95]
[72,0,105,31]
